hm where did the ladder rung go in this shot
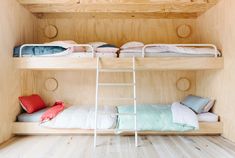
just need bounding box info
[99,97,135,101]
[99,69,133,72]
[98,83,135,86]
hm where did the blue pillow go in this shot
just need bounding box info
[181,95,210,114]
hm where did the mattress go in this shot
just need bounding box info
[68,52,117,58]
[17,107,50,122]
[16,51,117,58]
[119,52,217,58]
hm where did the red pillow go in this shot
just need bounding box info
[19,94,46,114]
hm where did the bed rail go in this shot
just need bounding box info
[19,44,95,58]
[142,44,219,58]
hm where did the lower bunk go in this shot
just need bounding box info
[13,95,223,136]
[12,122,223,135]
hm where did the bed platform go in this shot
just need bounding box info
[14,57,224,70]
[12,122,223,136]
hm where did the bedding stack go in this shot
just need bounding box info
[181,95,218,122]
[86,42,119,58]
[119,42,221,58]
[13,41,119,58]
[119,41,145,57]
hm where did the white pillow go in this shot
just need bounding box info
[86,42,107,51]
[121,42,144,50]
[202,100,215,113]
[198,112,218,122]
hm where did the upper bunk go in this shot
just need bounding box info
[17,0,219,19]
[13,43,224,70]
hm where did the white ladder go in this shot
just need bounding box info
[94,57,138,147]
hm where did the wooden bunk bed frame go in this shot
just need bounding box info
[13,44,224,136]
[12,122,223,135]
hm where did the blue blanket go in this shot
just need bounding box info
[117,105,195,131]
[13,45,66,57]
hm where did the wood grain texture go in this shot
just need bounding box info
[18,0,218,19]
[20,70,196,106]
[14,57,224,70]
[12,122,223,135]
[35,18,198,46]
[195,0,235,142]
[0,0,35,144]
[1,136,235,158]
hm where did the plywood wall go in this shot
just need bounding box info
[196,0,235,142]
[21,70,196,107]
[22,17,199,107]
[35,18,197,46]
[0,0,35,144]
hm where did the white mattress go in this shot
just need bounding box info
[22,52,117,58]
[119,52,217,58]
[66,52,117,58]
[17,107,50,122]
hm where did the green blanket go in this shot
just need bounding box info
[117,105,195,131]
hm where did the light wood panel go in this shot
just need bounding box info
[12,122,223,135]
[35,18,197,45]
[195,0,235,142]
[14,57,224,70]
[0,0,35,144]
[17,0,219,19]
[1,136,235,158]
[20,70,196,106]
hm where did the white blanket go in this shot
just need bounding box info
[41,105,117,129]
[171,102,199,129]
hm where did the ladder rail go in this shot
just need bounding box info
[132,57,138,147]
[94,57,138,147]
[94,57,99,147]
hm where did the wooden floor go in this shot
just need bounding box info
[1,136,235,158]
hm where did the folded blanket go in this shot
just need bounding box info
[171,102,199,129]
[40,101,65,123]
[13,45,67,57]
[117,104,198,131]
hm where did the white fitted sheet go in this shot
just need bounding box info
[17,107,50,122]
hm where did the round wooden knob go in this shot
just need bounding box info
[44,25,58,39]
[44,78,58,92]
[176,78,191,92]
[176,24,192,38]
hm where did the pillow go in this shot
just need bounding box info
[19,94,46,114]
[181,95,210,114]
[202,100,215,113]
[121,42,144,50]
[198,112,218,122]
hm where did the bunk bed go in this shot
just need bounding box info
[13,42,224,147]
[14,44,224,70]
